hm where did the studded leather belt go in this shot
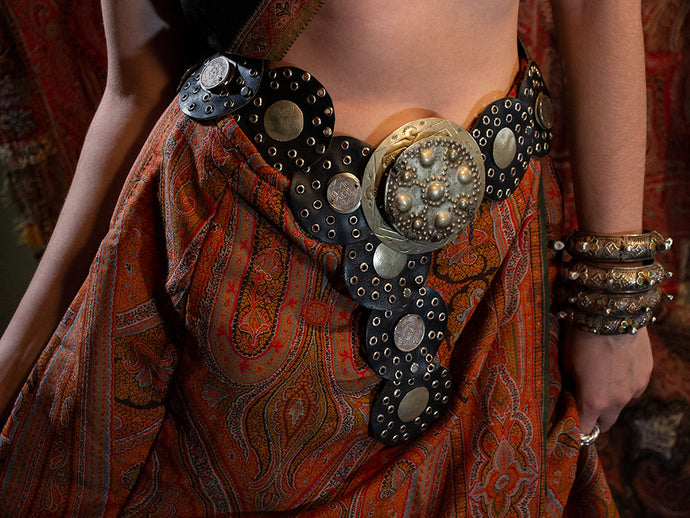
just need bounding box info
[179,43,553,446]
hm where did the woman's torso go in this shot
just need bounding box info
[279,0,521,145]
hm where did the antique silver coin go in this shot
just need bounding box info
[289,136,372,244]
[364,286,448,379]
[179,54,263,120]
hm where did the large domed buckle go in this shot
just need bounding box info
[362,118,485,255]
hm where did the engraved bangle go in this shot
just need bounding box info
[562,230,672,263]
[558,307,654,335]
[559,285,662,317]
[562,260,669,294]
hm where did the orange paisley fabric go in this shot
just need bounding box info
[0,90,618,515]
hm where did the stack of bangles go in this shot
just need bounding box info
[554,230,673,336]
[554,230,673,446]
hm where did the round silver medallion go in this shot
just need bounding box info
[264,100,305,142]
[199,55,235,92]
[326,173,362,214]
[363,118,485,254]
[493,127,517,169]
[372,243,407,279]
[398,387,429,422]
[393,314,425,352]
[382,134,484,244]
[535,92,554,130]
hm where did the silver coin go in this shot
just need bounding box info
[492,127,517,169]
[326,173,362,213]
[535,92,554,130]
[393,313,425,352]
[200,56,234,92]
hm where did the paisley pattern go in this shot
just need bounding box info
[469,366,539,517]
[0,0,685,515]
[0,92,618,514]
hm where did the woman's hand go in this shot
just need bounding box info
[562,324,654,434]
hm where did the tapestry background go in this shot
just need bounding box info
[0,0,688,515]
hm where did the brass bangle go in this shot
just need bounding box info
[562,230,672,263]
[558,307,654,335]
[559,284,662,317]
[562,259,669,294]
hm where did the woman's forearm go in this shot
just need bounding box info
[552,0,654,435]
[552,0,646,233]
[0,89,173,415]
[0,0,191,417]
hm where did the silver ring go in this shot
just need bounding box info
[580,422,600,446]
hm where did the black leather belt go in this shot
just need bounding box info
[178,44,553,446]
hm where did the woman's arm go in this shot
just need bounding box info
[0,0,192,415]
[551,0,652,433]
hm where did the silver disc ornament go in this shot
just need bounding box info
[363,118,485,255]
[364,286,448,381]
[472,96,532,201]
[343,236,431,311]
[518,61,553,159]
[369,364,452,447]
[384,135,485,243]
[234,66,335,174]
[289,136,373,244]
[179,54,263,120]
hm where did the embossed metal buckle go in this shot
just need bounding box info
[363,118,486,255]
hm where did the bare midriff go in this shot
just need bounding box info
[280,0,521,146]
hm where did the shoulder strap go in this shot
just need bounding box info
[229,0,326,60]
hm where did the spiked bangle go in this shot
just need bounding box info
[561,259,669,294]
[554,229,673,335]
[558,284,662,317]
[561,230,672,263]
[558,307,654,335]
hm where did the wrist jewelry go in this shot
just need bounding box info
[562,260,668,294]
[555,229,672,335]
[558,306,654,335]
[559,284,662,316]
[563,230,672,263]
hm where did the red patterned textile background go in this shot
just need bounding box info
[0,0,688,515]
[0,0,105,248]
